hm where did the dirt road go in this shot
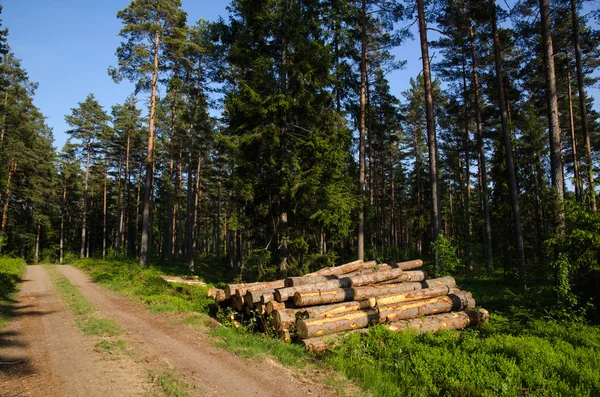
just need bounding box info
[1,265,335,396]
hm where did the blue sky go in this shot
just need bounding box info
[2,0,598,151]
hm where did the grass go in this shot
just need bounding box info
[47,265,123,338]
[67,258,600,396]
[0,256,27,328]
[71,258,213,314]
[148,370,189,397]
[326,272,600,397]
[94,339,128,354]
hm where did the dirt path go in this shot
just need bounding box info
[0,265,151,397]
[52,265,334,396]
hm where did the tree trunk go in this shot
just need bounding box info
[102,155,108,260]
[567,63,582,202]
[224,279,287,299]
[469,1,493,271]
[417,0,441,246]
[275,270,427,302]
[296,291,474,339]
[357,0,367,261]
[34,218,41,264]
[1,160,16,234]
[540,0,565,237]
[119,131,131,254]
[59,182,66,264]
[296,286,457,319]
[492,0,526,288]
[81,138,91,259]
[571,0,596,211]
[140,30,160,267]
[387,308,489,333]
[0,90,7,143]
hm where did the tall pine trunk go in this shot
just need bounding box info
[140,30,160,267]
[567,63,582,203]
[357,0,367,261]
[102,155,108,260]
[492,0,526,288]
[468,1,493,271]
[417,0,441,245]
[571,0,596,211]
[1,160,16,234]
[540,0,565,237]
[81,138,91,259]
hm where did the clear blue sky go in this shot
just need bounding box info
[2,0,598,151]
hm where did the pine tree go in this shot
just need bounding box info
[110,0,187,266]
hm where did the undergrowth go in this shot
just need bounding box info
[0,256,27,327]
[148,370,190,397]
[68,258,600,396]
[71,258,213,314]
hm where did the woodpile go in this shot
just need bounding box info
[209,259,488,351]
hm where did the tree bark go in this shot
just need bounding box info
[296,286,457,319]
[386,308,489,333]
[296,291,474,339]
[140,29,160,267]
[567,63,582,202]
[417,0,441,246]
[102,155,108,260]
[34,217,41,264]
[540,0,565,237]
[224,279,286,299]
[81,138,91,259]
[292,276,456,306]
[1,160,16,234]
[571,0,596,211]
[492,0,526,288]
[275,270,427,302]
[357,0,367,261]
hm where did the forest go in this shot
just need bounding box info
[1,0,600,325]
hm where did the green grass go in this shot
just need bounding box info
[71,258,213,314]
[77,315,122,336]
[148,370,189,397]
[94,339,128,354]
[67,258,600,396]
[0,256,27,327]
[210,325,310,367]
[47,265,123,337]
[326,272,600,397]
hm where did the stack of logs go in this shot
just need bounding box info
[209,259,489,351]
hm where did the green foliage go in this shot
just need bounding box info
[77,315,122,336]
[0,257,26,297]
[0,257,26,327]
[148,370,189,397]
[210,324,310,368]
[94,339,128,355]
[72,258,213,314]
[328,275,600,397]
[546,201,600,321]
[430,233,463,276]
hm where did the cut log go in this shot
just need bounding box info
[277,328,292,343]
[265,300,287,314]
[161,275,206,286]
[301,329,369,352]
[260,291,276,304]
[224,279,285,299]
[305,259,375,277]
[255,302,265,316]
[231,295,244,312]
[393,259,424,270]
[292,275,453,307]
[276,270,426,302]
[243,289,276,309]
[295,286,458,319]
[208,288,226,302]
[386,308,489,333]
[272,308,301,330]
[296,291,474,339]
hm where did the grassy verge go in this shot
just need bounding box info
[0,256,27,328]
[68,258,600,396]
[327,272,600,397]
[147,370,190,397]
[47,266,124,339]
